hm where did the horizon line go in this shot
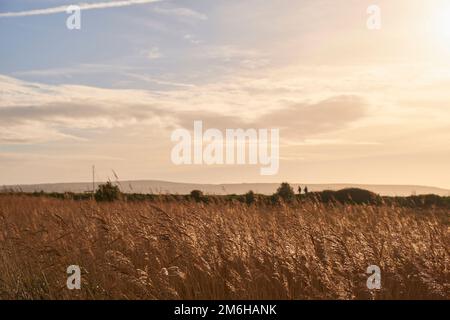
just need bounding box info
[2,179,449,191]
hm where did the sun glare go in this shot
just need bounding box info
[433,4,450,40]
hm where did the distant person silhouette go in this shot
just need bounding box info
[304,186,308,194]
[298,186,302,194]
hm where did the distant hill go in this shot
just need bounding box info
[2,180,450,197]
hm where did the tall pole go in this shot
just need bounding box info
[92,165,95,195]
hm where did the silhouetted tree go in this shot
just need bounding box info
[245,190,256,205]
[95,181,121,202]
[190,190,204,202]
[276,182,295,202]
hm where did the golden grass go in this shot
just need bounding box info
[0,195,448,300]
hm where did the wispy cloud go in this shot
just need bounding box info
[183,34,203,45]
[152,6,207,20]
[0,0,162,18]
[146,47,162,60]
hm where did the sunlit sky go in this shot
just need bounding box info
[1,0,450,188]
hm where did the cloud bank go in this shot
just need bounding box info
[0,74,369,144]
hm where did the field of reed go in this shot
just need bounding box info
[0,194,448,300]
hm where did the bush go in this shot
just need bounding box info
[314,190,336,203]
[245,190,256,205]
[275,182,295,202]
[190,190,204,202]
[270,194,281,205]
[333,188,380,205]
[95,182,121,202]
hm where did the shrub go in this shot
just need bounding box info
[275,182,295,202]
[333,188,380,205]
[315,190,336,203]
[190,190,204,202]
[95,182,121,202]
[245,190,256,205]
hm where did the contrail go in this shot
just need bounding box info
[0,0,162,18]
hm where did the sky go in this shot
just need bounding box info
[1,0,450,188]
